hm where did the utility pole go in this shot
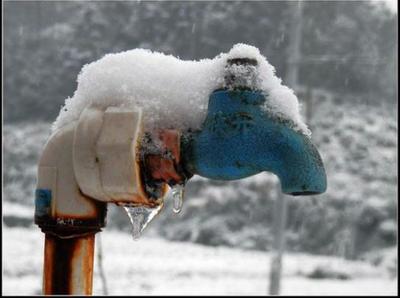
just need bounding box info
[268,0,303,295]
[190,2,205,60]
[268,191,288,295]
[286,0,303,90]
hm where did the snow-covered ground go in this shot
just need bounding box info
[2,226,397,296]
[3,101,397,295]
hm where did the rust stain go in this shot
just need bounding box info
[159,129,181,163]
[145,155,183,183]
[43,234,95,295]
[70,234,94,294]
[113,193,164,208]
[154,129,190,185]
[134,128,162,204]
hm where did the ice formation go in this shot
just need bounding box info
[53,43,310,136]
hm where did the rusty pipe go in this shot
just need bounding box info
[43,234,95,295]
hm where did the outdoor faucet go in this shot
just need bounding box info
[142,58,327,197]
[34,54,327,295]
[178,58,327,195]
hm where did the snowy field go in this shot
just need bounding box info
[3,226,397,296]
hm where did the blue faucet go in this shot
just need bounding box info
[180,58,327,195]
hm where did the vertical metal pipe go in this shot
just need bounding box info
[43,233,95,295]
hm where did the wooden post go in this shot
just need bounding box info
[268,191,288,295]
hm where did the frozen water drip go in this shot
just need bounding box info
[122,203,163,240]
[171,184,185,214]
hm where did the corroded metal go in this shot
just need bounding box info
[140,129,192,199]
[43,233,95,295]
[35,192,107,239]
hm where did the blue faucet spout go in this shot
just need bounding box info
[181,89,327,195]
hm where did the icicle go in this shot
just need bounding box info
[171,184,185,214]
[122,203,163,240]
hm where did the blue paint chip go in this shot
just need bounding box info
[35,189,52,216]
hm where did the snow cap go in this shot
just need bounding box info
[53,43,310,136]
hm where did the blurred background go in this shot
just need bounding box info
[3,0,398,295]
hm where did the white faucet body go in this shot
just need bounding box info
[35,105,161,231]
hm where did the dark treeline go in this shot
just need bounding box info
[4,1,397,123]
